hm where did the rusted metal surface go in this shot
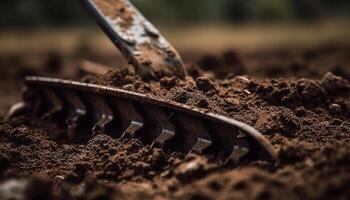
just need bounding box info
[8,76,277,163]
[80,0,187,80]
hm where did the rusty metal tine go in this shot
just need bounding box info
[208,123,250,163]
[41,88,63,120]
[225,129,250,164]
[5,102,28,121]
[232,130,250,162]
[229,137,250,164]
[140,105,175,147]
[175,114,212,154]
[61,90,88,141]
[86,94,114,134]
[22,88,44,119]
[61,90,87,117]
[111,98,143,138]
[207,123,236,153]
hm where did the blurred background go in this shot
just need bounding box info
[1,0,350,27]
[1,0,349,53]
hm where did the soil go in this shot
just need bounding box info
[93,0,135,30]
[0,44,350,200]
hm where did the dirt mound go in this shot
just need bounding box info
[1,47,350,200]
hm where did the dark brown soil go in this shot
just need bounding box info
[0,45,350,200]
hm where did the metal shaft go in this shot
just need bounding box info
[80,0,187,80]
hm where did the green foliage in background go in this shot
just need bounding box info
[0,0,88,27]
[131,0,224,22]
[0,0,349,27]
[132,0,350,23]
[221,0,294,22]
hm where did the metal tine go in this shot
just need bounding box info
[61,90,87,121]
[173,114,213,154]
[31,100,43,119]
[5,102,28,121]
[61,90,88,142]
[110,98,143,138]
[229,132,249,164]
[139,105,175,147]
[23,87,44,119]
[41,88,63,120]
[208,123,250,164]
[85,94,114,135]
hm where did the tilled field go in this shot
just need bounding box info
[0,45,349,200]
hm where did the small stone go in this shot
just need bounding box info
[235,76,251,84]
[122,84,135,91]
[196,77,217,92]
[173,89,190,103]
[330,118,343,125]
[160,76,177,89]
[243,89,251,95]
[295,107,307,117]
[329,103,342,114]
[197,98,209,108]
[54,175,65,181]
[147,171,156,177]
[133,81,142,89]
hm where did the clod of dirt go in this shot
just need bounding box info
[273,136,315,164]
[321,72,350,93]
[172,88,191,103]
[160,76,178,90]
[66,161,92,184]
[296,78,326,102]
[195,76,217,92]
[78,135,170,182]
[255,108,299,136]
[174,155,211,183]
[197,98,209,108]
[91,68,137,87]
